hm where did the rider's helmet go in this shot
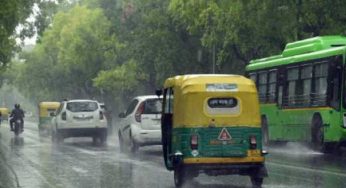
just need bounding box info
[14,104,20,109]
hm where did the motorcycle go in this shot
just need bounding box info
[12,118,23,136]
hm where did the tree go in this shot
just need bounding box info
[0,0,36,66]
[11,5,116,103]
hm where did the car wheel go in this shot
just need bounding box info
[129,131,139,153]
[52,131,63,144]
[118,131,125,152]
[56,132,63,143]
[100,133,107,145]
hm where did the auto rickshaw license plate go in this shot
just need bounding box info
[210,140,234,145]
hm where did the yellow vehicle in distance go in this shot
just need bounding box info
[157,74,268,187]
[38,102,60,136]
[0,107,9,121]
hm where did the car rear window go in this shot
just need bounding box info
[66,101,98,112]
[143,99,162,114]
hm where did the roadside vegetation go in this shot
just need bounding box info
[2,0,346,113]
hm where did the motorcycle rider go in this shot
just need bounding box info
[10,104,25,132]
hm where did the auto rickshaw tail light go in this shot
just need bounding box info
[190,135,198,150]
[249,135,257,149]
[99,111,104,120]
[135,102,145,123]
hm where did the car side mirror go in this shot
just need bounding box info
[50,112,56,117]
[118,112,126,118]
[155,89,162,97]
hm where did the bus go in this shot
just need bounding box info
[245,36,346,152]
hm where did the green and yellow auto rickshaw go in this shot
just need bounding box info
[0,107,9,121]
[157,74,268,187]
[38,102,60,135]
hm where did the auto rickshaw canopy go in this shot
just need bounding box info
[38,102,61,117]
[0,107,9,116]
[163,74,260,128]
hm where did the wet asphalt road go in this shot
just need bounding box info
[0,121,346,188]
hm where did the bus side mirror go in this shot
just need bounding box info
[156,89,162,97]
[50,112,56,117]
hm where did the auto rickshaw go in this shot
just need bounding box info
[157,74,268,187]
[0,107,9,121]
[38,102,60,136]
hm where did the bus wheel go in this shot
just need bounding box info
[311,116,324,151]
[250,176,263,188]
[261,116,269,146]
[174,166,185,187]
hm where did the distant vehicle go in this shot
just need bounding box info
[0,107,9,121]
[99,102,112,128]
[158,74,267,187]
[12,118,23,136]
[118,95,162,152]
[246,36,346,152]
[51,99,107,144]
[38,102,60,136]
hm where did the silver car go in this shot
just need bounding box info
[118,95,162,152]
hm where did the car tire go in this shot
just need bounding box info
[118,131,125,152]
[129,131,139,153]
[100,132,107,145]
[56,130,63,143]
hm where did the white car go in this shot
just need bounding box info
[51,99,107,144]
[118,95,162,152]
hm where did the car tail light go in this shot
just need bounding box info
[99,111,104,120]
[61,112,67,121]
[190,135,198,150]
[135,102,145,123]
[249,135,257,149]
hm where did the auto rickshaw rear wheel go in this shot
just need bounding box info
[250,176,263,188]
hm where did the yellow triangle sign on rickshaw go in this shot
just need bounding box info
[218,128,232,140]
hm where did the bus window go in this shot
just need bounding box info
[301,65,313,106]
[313,62,328,106]
[258,72,267,103]
[268,70,277,103]
[287,67,299,106]
[330,62,342,110]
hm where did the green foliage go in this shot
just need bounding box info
[10,5,116,104]
[6,0,346,112]
[0,0,36,65]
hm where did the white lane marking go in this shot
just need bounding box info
[72,166,89,174]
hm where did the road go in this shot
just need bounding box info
[0,121,346,188]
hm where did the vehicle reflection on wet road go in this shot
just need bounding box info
[0,121,346,188]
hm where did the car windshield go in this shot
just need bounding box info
[143,99,162,114]
[66,101,98,112]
